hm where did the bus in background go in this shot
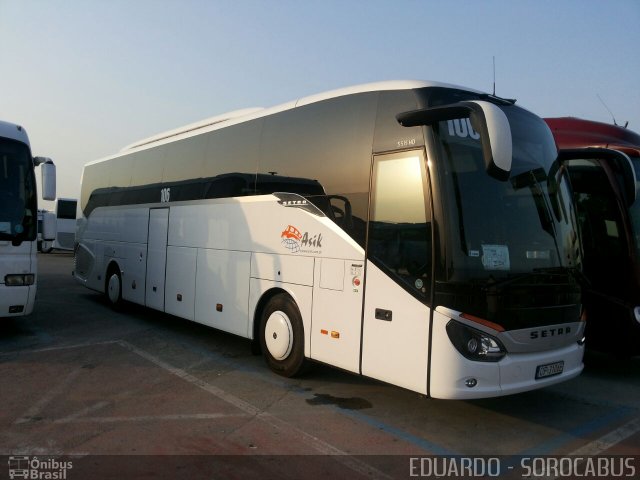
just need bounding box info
[0,120,56,318]
[38,199,78,253]
[53,198,77,251]
[75,81,586,399]
[545,117,640,355]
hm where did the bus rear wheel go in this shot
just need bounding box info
[105,265,123,310]
[260,294,307,377]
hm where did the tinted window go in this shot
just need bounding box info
[57,200,77,219]
[0,138,36,241]
[630,157,640,257]
[368,151,432,300]
[568,160,629,291]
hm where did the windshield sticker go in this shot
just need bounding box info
[447,119,480,140]
[0,222,10,233]
[481,244,510,271]
[605,220,619,238]
[281,224,323,255]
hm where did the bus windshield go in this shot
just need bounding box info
[433,105,582,329]
[0,138,37,242]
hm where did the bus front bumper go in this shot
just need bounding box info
[429,310,585,399]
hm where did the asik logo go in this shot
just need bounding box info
[281,225,303,253]
[281,225,323,254]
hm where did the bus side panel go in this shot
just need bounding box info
[92,207,150,305]
[310,258,364,374]
[165,246,197,321]
[169,198,363,260]
[195,248,251,336]
[248,277,313,356]
[121,241,148,305]
[250,252,314,286]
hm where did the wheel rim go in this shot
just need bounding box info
[264,311,293,360]
[107,273,120,304]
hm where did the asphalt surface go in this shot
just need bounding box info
[1,252,639,479]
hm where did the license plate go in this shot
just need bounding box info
[535,361,564,380]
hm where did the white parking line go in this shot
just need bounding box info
[0,340,120,356]
[55,413,249,423]
[117,340,262,416]
[117,340,394,480]
[567,415,640,456]
[53,401,112,423]
[529,415,640,480]
[14,368,83,425]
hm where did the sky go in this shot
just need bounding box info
[1,0,639,210]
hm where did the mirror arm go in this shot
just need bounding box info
[33,156,54,166]
[396,103,472,127]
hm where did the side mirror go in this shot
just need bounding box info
[42,211,57,241]
[40,162,57,201]
[557,148,637,207]
[397,100,513,181]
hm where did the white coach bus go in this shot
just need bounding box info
[1,120,56,317]
[74,81,586,399]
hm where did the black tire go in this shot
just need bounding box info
[105,265,123,310]
[259,293,307,377]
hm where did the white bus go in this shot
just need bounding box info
[53,198,77,251]
[74,81,586,399]
[39,199,78,252]
[1,120,56,318]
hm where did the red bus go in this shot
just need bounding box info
[546,117,640,355]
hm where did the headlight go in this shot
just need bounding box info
[4,274,35,286]
[446,320,506,362]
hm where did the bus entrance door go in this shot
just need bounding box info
[361,151,432,394]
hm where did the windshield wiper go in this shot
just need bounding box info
[481,266,586,290]
[533,266,590,287]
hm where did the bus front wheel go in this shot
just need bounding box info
[260,294,307,377]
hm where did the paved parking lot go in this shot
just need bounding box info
[1,253,639,478]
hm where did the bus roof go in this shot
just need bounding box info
[0,120,30,146]
[109,80,481,160]
[545,117,640,157]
